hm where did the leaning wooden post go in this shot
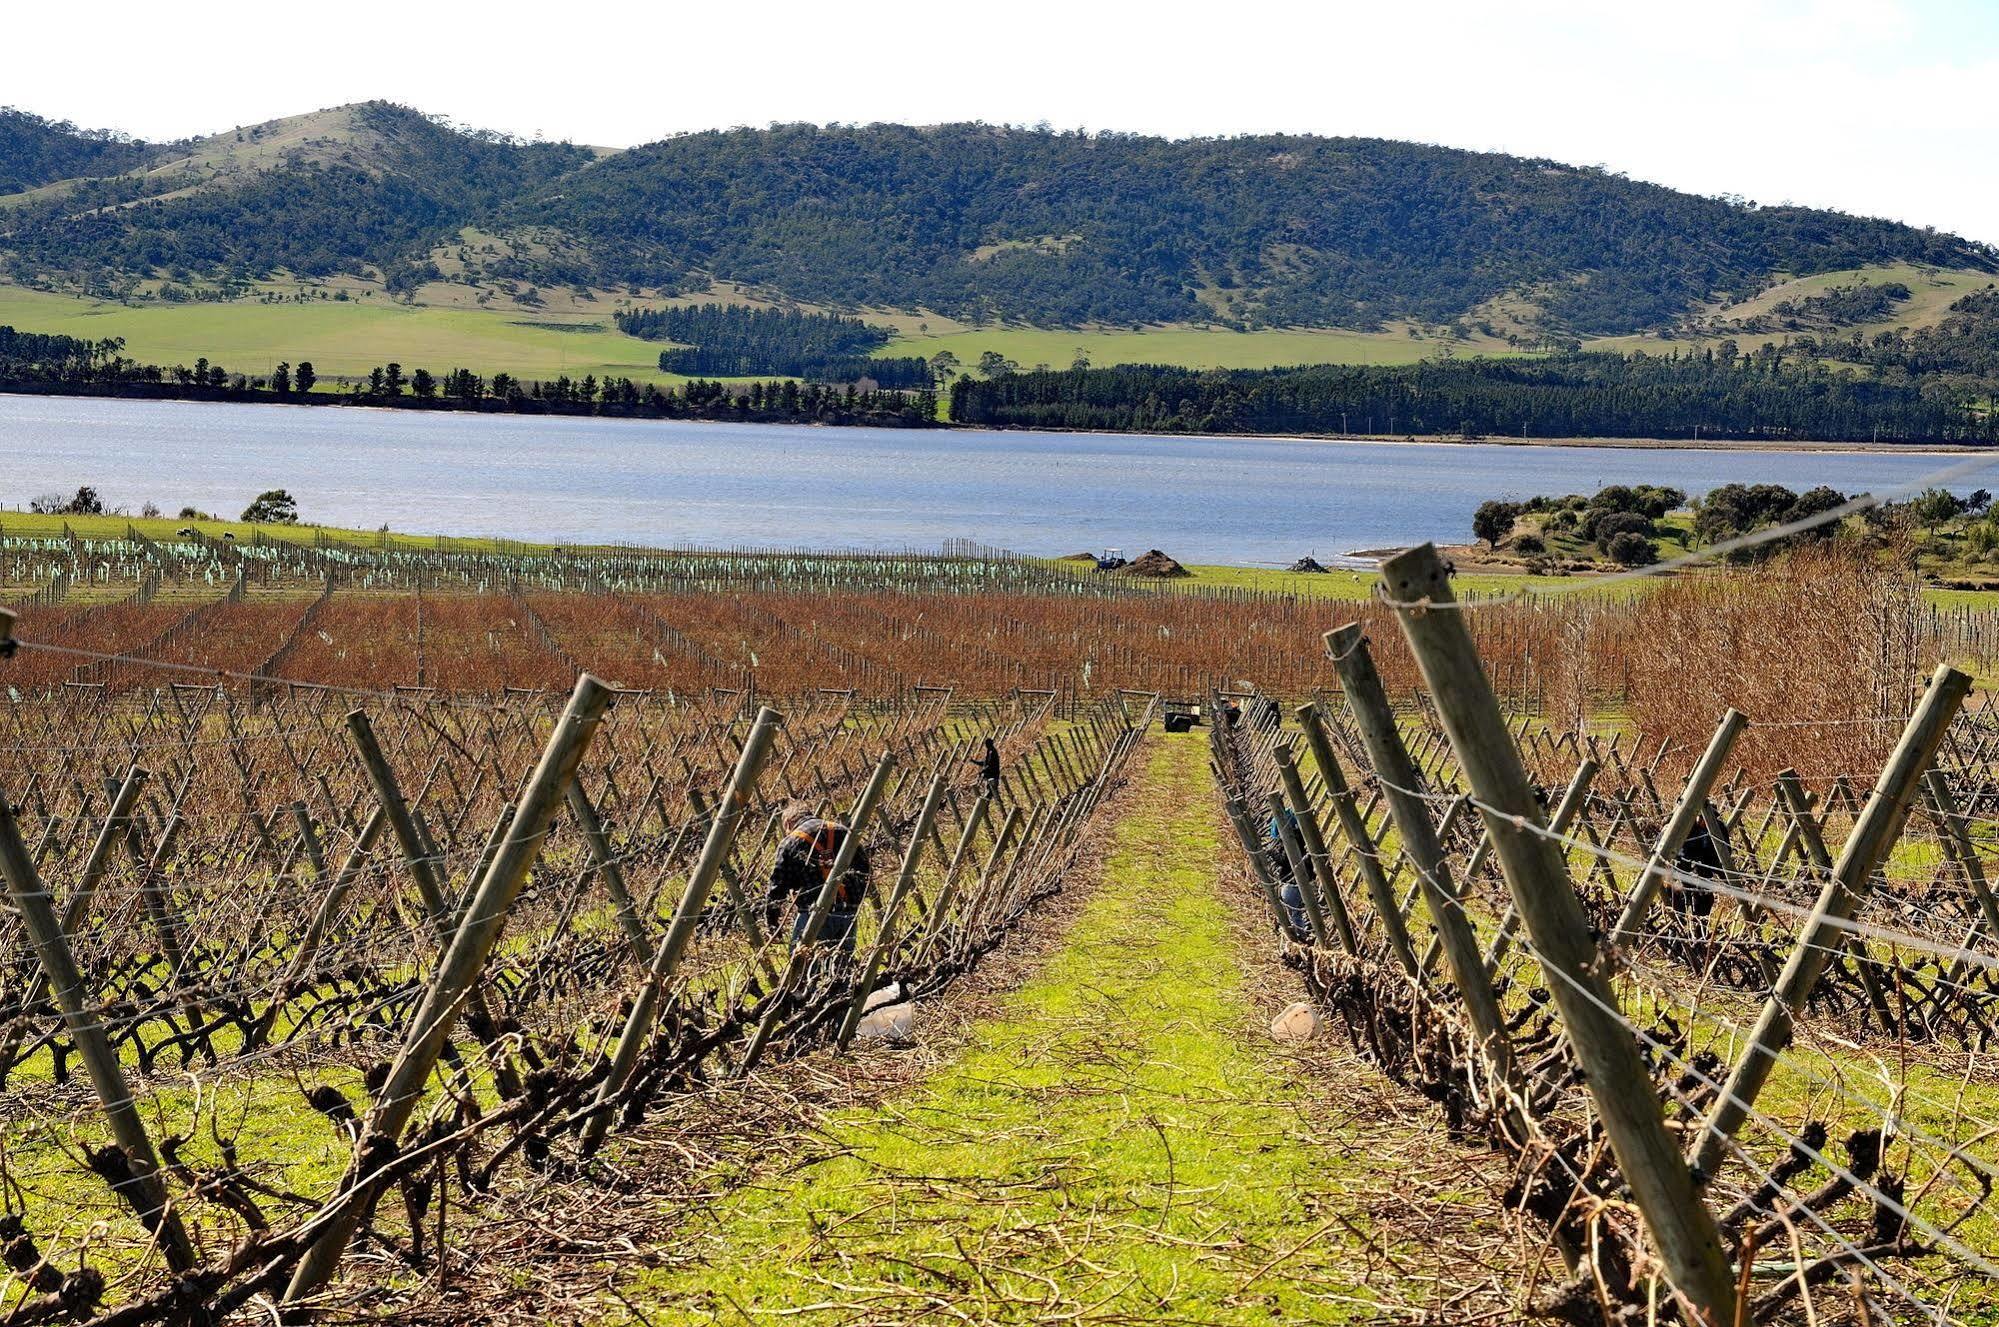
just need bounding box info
[348,708,522,1098]
[1482,757,1598,973]
[1921,769,1999,986]
[346,710,452,919]
[565,781,652,965]
[1691,663,1970,1179]
[911,793,995,962]
[0,788,200,1273]
[1295,702,1421,976]
[580,706,783,1152]
[1325,623,1525,1118]
[1772,770,1897,1032]
[283,674,614,1312]
[1273,741,1360,953]
[922,805,1022,964]
[836,773,948,1050]
[1610,708,1748,943]
[0,765,150,1081]
[1377,544,1738,1326]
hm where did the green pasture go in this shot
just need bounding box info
[881,321,1525,373]
[0,508,566,556]
[0,284,680,385]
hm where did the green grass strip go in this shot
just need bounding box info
[632,734,1442,1322]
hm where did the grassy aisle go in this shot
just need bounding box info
[632,733,1479,1323]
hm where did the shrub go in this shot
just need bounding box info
[241,490,300,524]
[1514,533,1546,555]
[1594,511,1654,551]
[1607,531,1658,566]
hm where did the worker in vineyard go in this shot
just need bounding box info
[970,736,1001,798]
[1668,801,1723,921]
[764,803,871,955]
[1266,807,1311,940]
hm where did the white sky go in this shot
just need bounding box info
[10,0,1998,244]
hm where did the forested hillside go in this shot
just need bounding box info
[0,104,590,290]
[515,125,1989,333]
[1,105,1991,336]
[0,109,160,193]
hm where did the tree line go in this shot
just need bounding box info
[947,349,1999,444]
[0,326,938,426]
[613,302,932,385]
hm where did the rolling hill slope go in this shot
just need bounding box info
[0,102,1992,353]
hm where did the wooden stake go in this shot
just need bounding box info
[1377,544,1738,1326]
[285,673,614,1311]
[1692,664,1968,1179]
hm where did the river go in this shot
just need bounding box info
[3,394,1993,565]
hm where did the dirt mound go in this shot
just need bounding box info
[1287,557,1329,573]
[1123,549,1190,578]
[1060,551,1098,561]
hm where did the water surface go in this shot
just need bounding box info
[3,395,1990,564]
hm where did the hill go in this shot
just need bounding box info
[0,103,591,293]
[1,104,1992,341]
[0,108,162,194]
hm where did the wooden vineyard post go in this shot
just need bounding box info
[0,764,149,1081]
[346,711,453,921]
[1376,543,1738,1326]
[911,793,996,963]
[348,708,524,1098]
[919,805,1021,965]
[1920,769,1999,986]
[1294,703,1421,976]
[836,773,948,1050]
[1325,622,1526,1123]
[1481,757,1597,974]
[284,674,614,1313]
[565,781,653,965]
[0,787,200,1273]
[1273,741,1360,953]
[1691,664,1970,1178]
[1772,770,1897,1032]
[580,706,783,1152]
[1610,708,1747,942]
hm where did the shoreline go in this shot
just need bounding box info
[1,386,1986,454]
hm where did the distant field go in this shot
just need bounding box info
[880,323,1525,371]
[0,283,1552,384]
[13,267,1989,389]
[0,284,681,384]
